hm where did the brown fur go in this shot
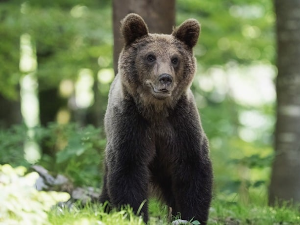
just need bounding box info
[119,14,199,119]
[100,13,213,224]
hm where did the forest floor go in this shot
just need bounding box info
[48,198,300,225]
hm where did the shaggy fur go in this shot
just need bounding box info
[99,13,213,224]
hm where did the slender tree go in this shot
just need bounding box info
[112,0,175,74]
[0,2,22,128]
[269,0,300,205]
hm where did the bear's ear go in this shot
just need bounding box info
[121,13,149,46]
[172,19,200,48]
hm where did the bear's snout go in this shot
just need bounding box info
[158,74,173,89]
[144,74,174,100]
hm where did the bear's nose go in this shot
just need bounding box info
[158,74,173,86]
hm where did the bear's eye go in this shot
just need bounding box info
[171,57,179,65]
[146,54,156,62]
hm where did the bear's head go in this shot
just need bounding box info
[118,13,200,114]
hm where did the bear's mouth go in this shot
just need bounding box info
[148,83,172,99]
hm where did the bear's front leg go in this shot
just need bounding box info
[105,105,154,223]
[107,157,150,222]
[170,100,213,225]
[172,153,212,225]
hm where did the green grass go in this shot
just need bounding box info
[210,200,300,224]
[49,203,145,225]
[48,198,300,225]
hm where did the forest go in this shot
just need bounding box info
[0,0,300,224]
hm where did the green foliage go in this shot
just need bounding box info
[47,197,300,225]
[0,3,21,99]
[0,124,29,167]
[0,123,106,187]
[35,123,106,187]
[26,0,110,9]
[210,194,300,225]
[148,198,168,219]
[193,84,275,195]
[0,164,70,224]
[20,1,113,89]
[49,203,145,225]
[1,0,279,210]
[177,0,275,67]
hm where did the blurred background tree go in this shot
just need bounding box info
[269,0,300,206]
[0,1,22,127]
[1,0,299,208]
[112,0,175,73]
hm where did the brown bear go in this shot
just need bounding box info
[99,13,213,224]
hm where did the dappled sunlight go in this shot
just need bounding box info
[75,69,94,109]
[24,140,41,163]
[59,79,74,98]
[20,33,39,127]
[198,64,275,106]
[0,164,70,224]
[19,34,37,73]
[228,64,276,106]
[19,33,41,163]
[229,5,265,19]
[238,110,273,143]
[242,25,261,39]
[56,108,71,124]
[20,74,39,128]
[97,68,114,84]
[197,63,276,106]
[70,5,88,18]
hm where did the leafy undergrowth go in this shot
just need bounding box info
[0,164,70,225]
[1,164,299,225]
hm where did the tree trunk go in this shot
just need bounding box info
[112,0,175,74]
[85,79,103,127]
[269,0,300,205]
[0,93,22,128]
[38,87,67,126]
